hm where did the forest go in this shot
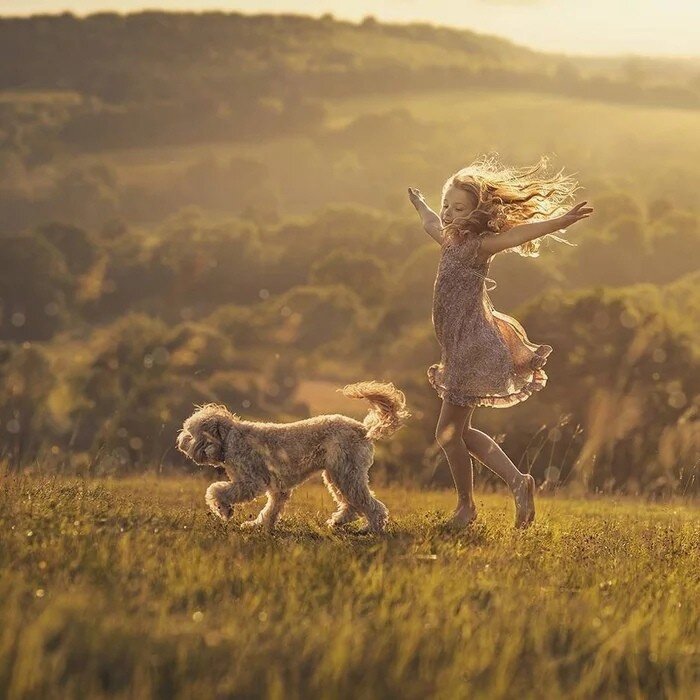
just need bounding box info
[1,11,699,495]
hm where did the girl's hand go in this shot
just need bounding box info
[408,187,428,211]
[484,201,593,256]
[557,201,594,229]
[408,187,443,243]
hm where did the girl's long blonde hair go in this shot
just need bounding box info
[441,153,580,257]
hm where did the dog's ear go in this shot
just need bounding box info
[212,418,231,445]
[202,417,230,463]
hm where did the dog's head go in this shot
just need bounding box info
[176,404,238,466]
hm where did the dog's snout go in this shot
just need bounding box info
[177,431,193,451]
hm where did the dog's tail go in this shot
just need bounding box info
[340,381,410,441]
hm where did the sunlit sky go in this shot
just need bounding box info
[1,1,699,58]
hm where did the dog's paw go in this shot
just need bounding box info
[355,521,388,536]
[209,506,232,522]
[206,496,233,522]
[240,518,275,531]
[239,519,261,530]
[355,524,376,536]
[326,509,361,530]
[326,517,344,530]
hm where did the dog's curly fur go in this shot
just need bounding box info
[176,381,409,533]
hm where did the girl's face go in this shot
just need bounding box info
[441,184,476,226]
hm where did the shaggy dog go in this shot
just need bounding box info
[176,381,409,533]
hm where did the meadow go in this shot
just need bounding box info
[1,474,698,699]
[1,11,699,699]
[2,13,699,494]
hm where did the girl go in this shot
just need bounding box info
[408,154,593,528]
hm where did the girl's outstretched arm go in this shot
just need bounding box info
[408,187,443,243]
[479,201,594,257]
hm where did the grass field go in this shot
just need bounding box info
[0,475,698,699]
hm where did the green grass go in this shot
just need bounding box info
[1,475,698,699]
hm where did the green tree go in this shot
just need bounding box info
[0,342,57,465]
[37,222,98,276]
[309,250,388,305]
[0,230,73,341]
[516,285,699,493]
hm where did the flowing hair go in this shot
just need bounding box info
[441,153,581,257]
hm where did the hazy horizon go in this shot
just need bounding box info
[2,1,699,59]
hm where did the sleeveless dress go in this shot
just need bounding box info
[428,230,553,408]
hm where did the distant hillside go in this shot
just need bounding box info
[0,11,698,110]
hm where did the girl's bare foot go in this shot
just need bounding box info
[446,502,477,529]
[514,474,536,528]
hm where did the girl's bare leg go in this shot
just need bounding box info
[462,425,535,527]
[435,401,478,526]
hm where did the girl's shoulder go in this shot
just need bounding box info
[441,226,488,249]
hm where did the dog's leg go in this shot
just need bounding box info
[205,481,260,522]
[322,470,361,529]
[240,490,291,532]
[327,450,388,534]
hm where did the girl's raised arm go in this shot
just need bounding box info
[408,187,443,244]
[479,201,593,257]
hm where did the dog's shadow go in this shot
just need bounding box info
[214,511,492,548]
